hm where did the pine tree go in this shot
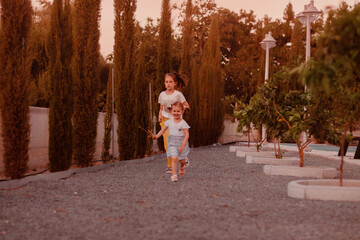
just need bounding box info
[72,0,101,167]
[0,0,32,179]
[101,67,113,162]
[135,43,150,158]
[155,0,172,151]
[46,0,73,172]
[197,14,224,146]
[114,0,137,160]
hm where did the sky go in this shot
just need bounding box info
[32,0,357,56]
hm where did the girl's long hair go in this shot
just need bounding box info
[166,72,188,91]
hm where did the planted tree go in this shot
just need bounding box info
[0,0,32,179]
[46,0,73,172]
[197,14,224,146]
[155,0,172,151]
[135,43,150,158]
[114,0,137,160]
[302,3,360,184]
[72,0,101,167]
[268,68,336,167]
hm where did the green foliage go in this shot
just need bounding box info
[0,0,32,179]
[101,67,113,163]
[195,14,225,146]
[46,0,73,172]
[72,0,101,167]
[155,0,172,151]
[135,44,151,158]
[114,0,137,160]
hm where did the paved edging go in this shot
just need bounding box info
[246,156,299,165]
[287,179,360,201]
[0,154,161,190]
[263,165,338,179]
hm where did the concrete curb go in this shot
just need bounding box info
[287,179,360,201]
[246,156,299,165]
[236,150,274,158]
[229,146,257,153]
[0,154,162,190]
[263,165,338,179]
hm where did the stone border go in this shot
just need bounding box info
[0,155,161,190]
[229,146,258,152]
[237,151,277,158]
[246,156,299,165]
[288,179,360,201]
[263,165,337,179]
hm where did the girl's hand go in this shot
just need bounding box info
[179,145,184,152]
[152,135,157,140]
[158,115,163,123]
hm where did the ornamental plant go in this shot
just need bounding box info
[301,3,360,185]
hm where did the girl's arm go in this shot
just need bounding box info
[182,101,190,111]
[179,129,189,152]
[153,126,168,139]
[158,105,164,122]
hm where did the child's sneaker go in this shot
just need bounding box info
[166,167,172,173]
[179,166,185,176]
[184,158,190,167]
[171,175,178,182]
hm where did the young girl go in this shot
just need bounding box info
[158,72,190,173]
[153,102,190,182]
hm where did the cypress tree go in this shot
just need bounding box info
[179,0,193,78]
[0,0,32,179]
[135,43,150,158]
[72,0,101,167]
[197,14,224,146]
[46,0,73,172]
[114,0,137,160]
[101,67,113,163]
[155,0,172,151]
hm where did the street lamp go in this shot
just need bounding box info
[297,0,321,62]
[297,0,321,144]
[260,32,276,141]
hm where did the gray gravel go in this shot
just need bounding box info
[1,145,360,240]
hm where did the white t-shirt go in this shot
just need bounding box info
[165,119,190,136]
[158,90,186,119]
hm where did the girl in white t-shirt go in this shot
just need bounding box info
[158,73,190,173]
[154,102,190,182]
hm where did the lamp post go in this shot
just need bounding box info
[297,0,321,144]
[260,32,276,141]
[297,0,321,63]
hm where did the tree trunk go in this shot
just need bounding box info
[339,123,349,187]
[296,141,304,167]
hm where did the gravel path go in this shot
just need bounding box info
[1,145,360,240]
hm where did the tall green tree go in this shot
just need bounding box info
[135,43,150,158]
[155,0,172,151]
[72,0,101,167]
[0,0,32,179]
[114,0,137,160]
[197,14,224,146]
[46,0,73,172]
[179,0,193,78]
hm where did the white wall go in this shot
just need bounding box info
[0,108,255,173]
[0,107,119,173]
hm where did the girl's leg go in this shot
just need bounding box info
[179,159,186,176]
[171,157,178,177]
[160,117,172,169]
